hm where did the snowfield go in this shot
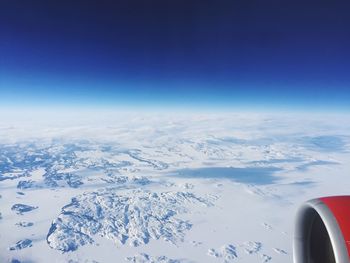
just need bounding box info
[0,112,349,263]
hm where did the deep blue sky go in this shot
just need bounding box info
[1,0,350,111]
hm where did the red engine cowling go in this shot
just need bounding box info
[294,196,350,263]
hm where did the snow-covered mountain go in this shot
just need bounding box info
[1,112,349,262]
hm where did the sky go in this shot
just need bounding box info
[0,0,350,112]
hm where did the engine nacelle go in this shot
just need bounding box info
[294,196,350,263]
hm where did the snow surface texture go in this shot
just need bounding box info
[47,190,212,251]
[0,112,350,262]
[126,253,189,263]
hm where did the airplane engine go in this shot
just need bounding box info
[294,196,350,263]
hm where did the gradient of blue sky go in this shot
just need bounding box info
[0,0,350,111]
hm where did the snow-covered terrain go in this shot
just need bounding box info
[0,112,350,262]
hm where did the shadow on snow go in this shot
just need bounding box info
[172,166,282,185]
